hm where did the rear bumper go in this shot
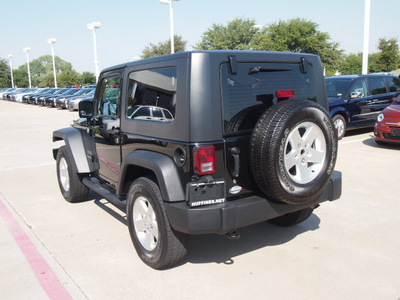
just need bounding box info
[165,170,342,235]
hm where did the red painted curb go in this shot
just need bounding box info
[0,197,73,300]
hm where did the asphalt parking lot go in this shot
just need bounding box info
[0,100,399,300]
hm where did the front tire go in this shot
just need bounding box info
[56,146,89,203]
[126,177,187,269]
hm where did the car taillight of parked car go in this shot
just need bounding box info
[193,146,215,175]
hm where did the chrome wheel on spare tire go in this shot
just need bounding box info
[284,121,326,184]
[250,99,337,205]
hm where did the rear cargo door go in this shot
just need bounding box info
[220,60,317,200]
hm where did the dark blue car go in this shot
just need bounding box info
[326,74,400,139]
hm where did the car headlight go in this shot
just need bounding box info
[377,113,384,122]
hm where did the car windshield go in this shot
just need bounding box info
[395,95,400,104]
[325,78,354,98]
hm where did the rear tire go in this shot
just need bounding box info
[268,207,314,227]
[126,177,187,269]
[56,146,89,203]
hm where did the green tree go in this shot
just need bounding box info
[58,70,81,87]
[340,53,362,74]
[13,67,29,87]
[39,72,59,88]
[141,35,187,58]
[195,17,259,50]
[13,55,73,87]
[376,38,400,72]
[0,58,11,88]
[252,18,343,75]
[80,72,96,85]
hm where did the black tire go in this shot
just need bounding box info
[375,139,384,145]
[126,177,187,269]
[268,207,314,227]
[226,104,265,133]
[250,99,337,205]
[332,114,346,140]
[56,146,89,203]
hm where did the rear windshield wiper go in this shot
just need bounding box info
[249,67,291,75]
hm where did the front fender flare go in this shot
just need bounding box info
[53,127,97,173]
[119,150,185,202]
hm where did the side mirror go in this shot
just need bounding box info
[350,91,362,99]
[79,100,94,118]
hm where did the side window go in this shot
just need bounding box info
[350,79,368,98]
[386,77,400,92]
[368,77,387,95]
[97,76,121,117]
[126,67,176,122]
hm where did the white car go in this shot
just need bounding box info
[128,105,174,122]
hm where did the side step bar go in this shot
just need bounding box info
[82,177,126,208]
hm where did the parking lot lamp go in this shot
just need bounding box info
[47,38,58,88]
[7,54,14,88]
[362,0,371,74]
[160,0,179,54]
[86,21,101,83]
[23,47,31,88]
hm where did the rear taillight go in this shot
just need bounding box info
[193,146,215,175]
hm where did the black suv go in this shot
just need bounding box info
[326,74,400,139]
[53,51,342,269]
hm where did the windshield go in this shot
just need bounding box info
[325,78,353,98]
[395,95,400,104]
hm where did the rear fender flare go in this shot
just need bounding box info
[118,150,185,202]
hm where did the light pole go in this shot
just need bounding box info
[7,54,14,88]
[23,47,31,88]
[47,38,58,88]
[87,21,101,83]
[160,0,179,54]
[362,0,371,74]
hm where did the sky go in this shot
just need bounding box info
[1,0,399,73]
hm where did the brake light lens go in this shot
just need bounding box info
[194,146,215,175]
[276,90,295,99]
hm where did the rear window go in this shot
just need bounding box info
[368,77,387,95]
[221,62,316,133]
[386,76,400,92]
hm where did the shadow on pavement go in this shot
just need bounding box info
[86,190,321,267]
[185,213,321,266]
[363,137,400,149]
[344,127,373,138]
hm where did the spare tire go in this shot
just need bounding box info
[250,99,337,205]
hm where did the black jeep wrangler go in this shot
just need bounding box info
[53,51,342,269]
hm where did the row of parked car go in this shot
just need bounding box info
[1,73,400,145]
[0,87,95,111]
